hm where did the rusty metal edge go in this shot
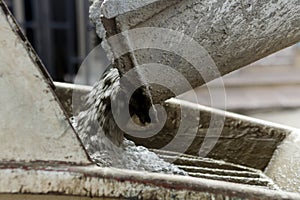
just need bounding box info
[1,162,300,199]
[0,194,115,200]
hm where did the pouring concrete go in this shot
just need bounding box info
[91,0,300,104]
[1,0,300,199]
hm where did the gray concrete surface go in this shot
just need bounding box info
[92,0,300,104]
[0,2,90,163]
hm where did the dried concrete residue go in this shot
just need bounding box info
[89,0,105,40]
[90,0,300,105]
[71,68,186,175]
[100,0,159,19]
[265,130,300,193]
[89,0,113,63]
[0,4,89,164]
[89,0,162,64]
[89,0,160,35]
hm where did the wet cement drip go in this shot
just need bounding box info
[72,68,186,175]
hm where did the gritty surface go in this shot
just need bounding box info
[0,2,89,164]
[2,164,300,200]
[265,130,300,193]
[92,0,300,104]
[72,68,186,175]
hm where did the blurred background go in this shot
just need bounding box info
[4,0,300,128]
[4,0,99,82]
[178,44,300,127]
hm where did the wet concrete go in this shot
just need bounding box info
[2,0,300,197]
[54,82,289,171]
[91,0,300,104]
[70,69,186,174]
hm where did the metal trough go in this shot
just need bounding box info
[55,81,300,195]
[1,0,300,199]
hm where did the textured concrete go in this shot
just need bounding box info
[54,83,290,171]
[265,131,300,193]
[91,0,300,104]
[55,82,300,193]
[0,194,108,200]
[0,1,90,164]
[1,162,300,199]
